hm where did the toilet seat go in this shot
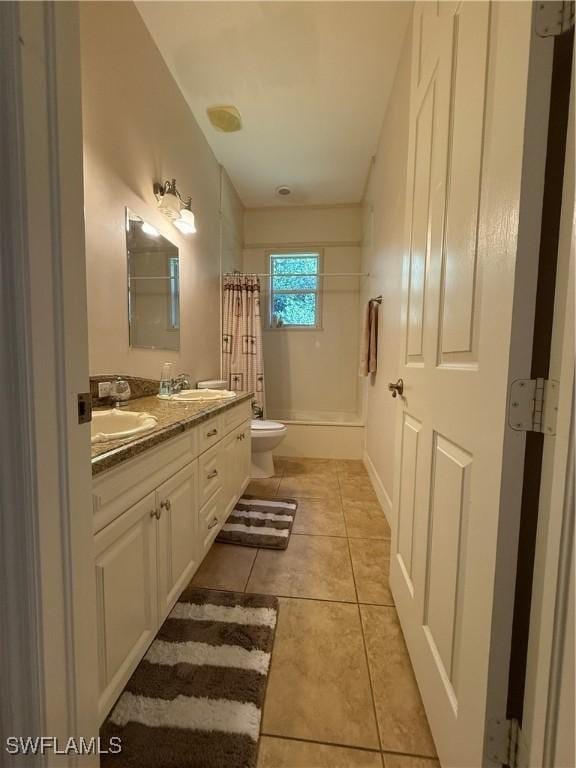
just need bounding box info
[251,419,285,432]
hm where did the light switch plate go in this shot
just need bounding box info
[98,381,111,398]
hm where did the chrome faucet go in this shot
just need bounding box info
[171,373,192,394]
[109,377,131,407]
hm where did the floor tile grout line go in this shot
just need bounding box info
[291,531,390,541]
[243,547,260,593]
[191,586,395,609]
[260,731,382,755]
[338,468,384,755]
[380,747,440,761]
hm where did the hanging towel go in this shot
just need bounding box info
[359,299,379,376]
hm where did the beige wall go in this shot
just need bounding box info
[243,206,363,419]
[81,1,243,381]
[361,22,412,510]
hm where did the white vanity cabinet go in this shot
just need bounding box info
[94,491,158,722]
[92,398,252,721]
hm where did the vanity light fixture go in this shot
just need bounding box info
[141,221,160,237]
[153,178,197,235]
[173,207,196,235]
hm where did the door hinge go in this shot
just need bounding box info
[487,717,521,767]
[508,378,558,436]
[535,1,575,37]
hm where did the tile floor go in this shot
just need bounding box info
[192,457,439,768]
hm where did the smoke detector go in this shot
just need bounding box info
[275,185,292,197]
[206,106,242,133]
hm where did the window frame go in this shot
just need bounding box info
[167,255,180,330]
[266,248,324,331]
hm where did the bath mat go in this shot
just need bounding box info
[216,495,298,550]
[100,587,279,768]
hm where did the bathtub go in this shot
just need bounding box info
[267,409,365,459]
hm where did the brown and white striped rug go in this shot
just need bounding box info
[100,587,278,768]
[216,496,298,550]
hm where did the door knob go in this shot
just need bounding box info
[388,378,404,398]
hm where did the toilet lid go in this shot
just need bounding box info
[251,419,285,431]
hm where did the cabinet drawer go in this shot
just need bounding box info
[198,489,223,554]
[223,399,252,431]
[198,414,223,454]
[198,442,223,507]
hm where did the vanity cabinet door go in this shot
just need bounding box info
[221,421,252,519]
[94,491,158,722]
[156,462,199,622]
[237,419,251,495]
[221,429,241,519]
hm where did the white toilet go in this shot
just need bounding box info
[250,419,287,478]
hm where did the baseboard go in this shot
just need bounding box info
[363,451,393,525]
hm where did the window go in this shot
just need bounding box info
[269,252,321,328]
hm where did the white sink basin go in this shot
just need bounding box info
[163,389,237,402]
[91,409,158,444]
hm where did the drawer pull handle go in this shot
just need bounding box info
[208,517,219,530]
[207,469,219,479]
[160,499,171,512]
[206,428,218,437]
[150,509,161,520]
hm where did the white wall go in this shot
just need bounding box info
[243,205,363,420]
[81,1,243,382]
[361,21,412,512]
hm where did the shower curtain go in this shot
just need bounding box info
[222,273,265,410]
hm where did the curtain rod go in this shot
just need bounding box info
[224,271,370,277]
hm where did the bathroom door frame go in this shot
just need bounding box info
[519,53,574,768]
[0,3,99,765]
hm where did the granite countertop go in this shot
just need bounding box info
[91,392,253,477]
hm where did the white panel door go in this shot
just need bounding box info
[157,462,199,620]
[390,3,546,766]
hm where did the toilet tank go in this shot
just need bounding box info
[197,379,227,390]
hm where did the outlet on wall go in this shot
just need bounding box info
[98,381,111,398]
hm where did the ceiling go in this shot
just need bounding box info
[136,2,411,208]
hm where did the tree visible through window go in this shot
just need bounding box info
[269,253,320,328]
